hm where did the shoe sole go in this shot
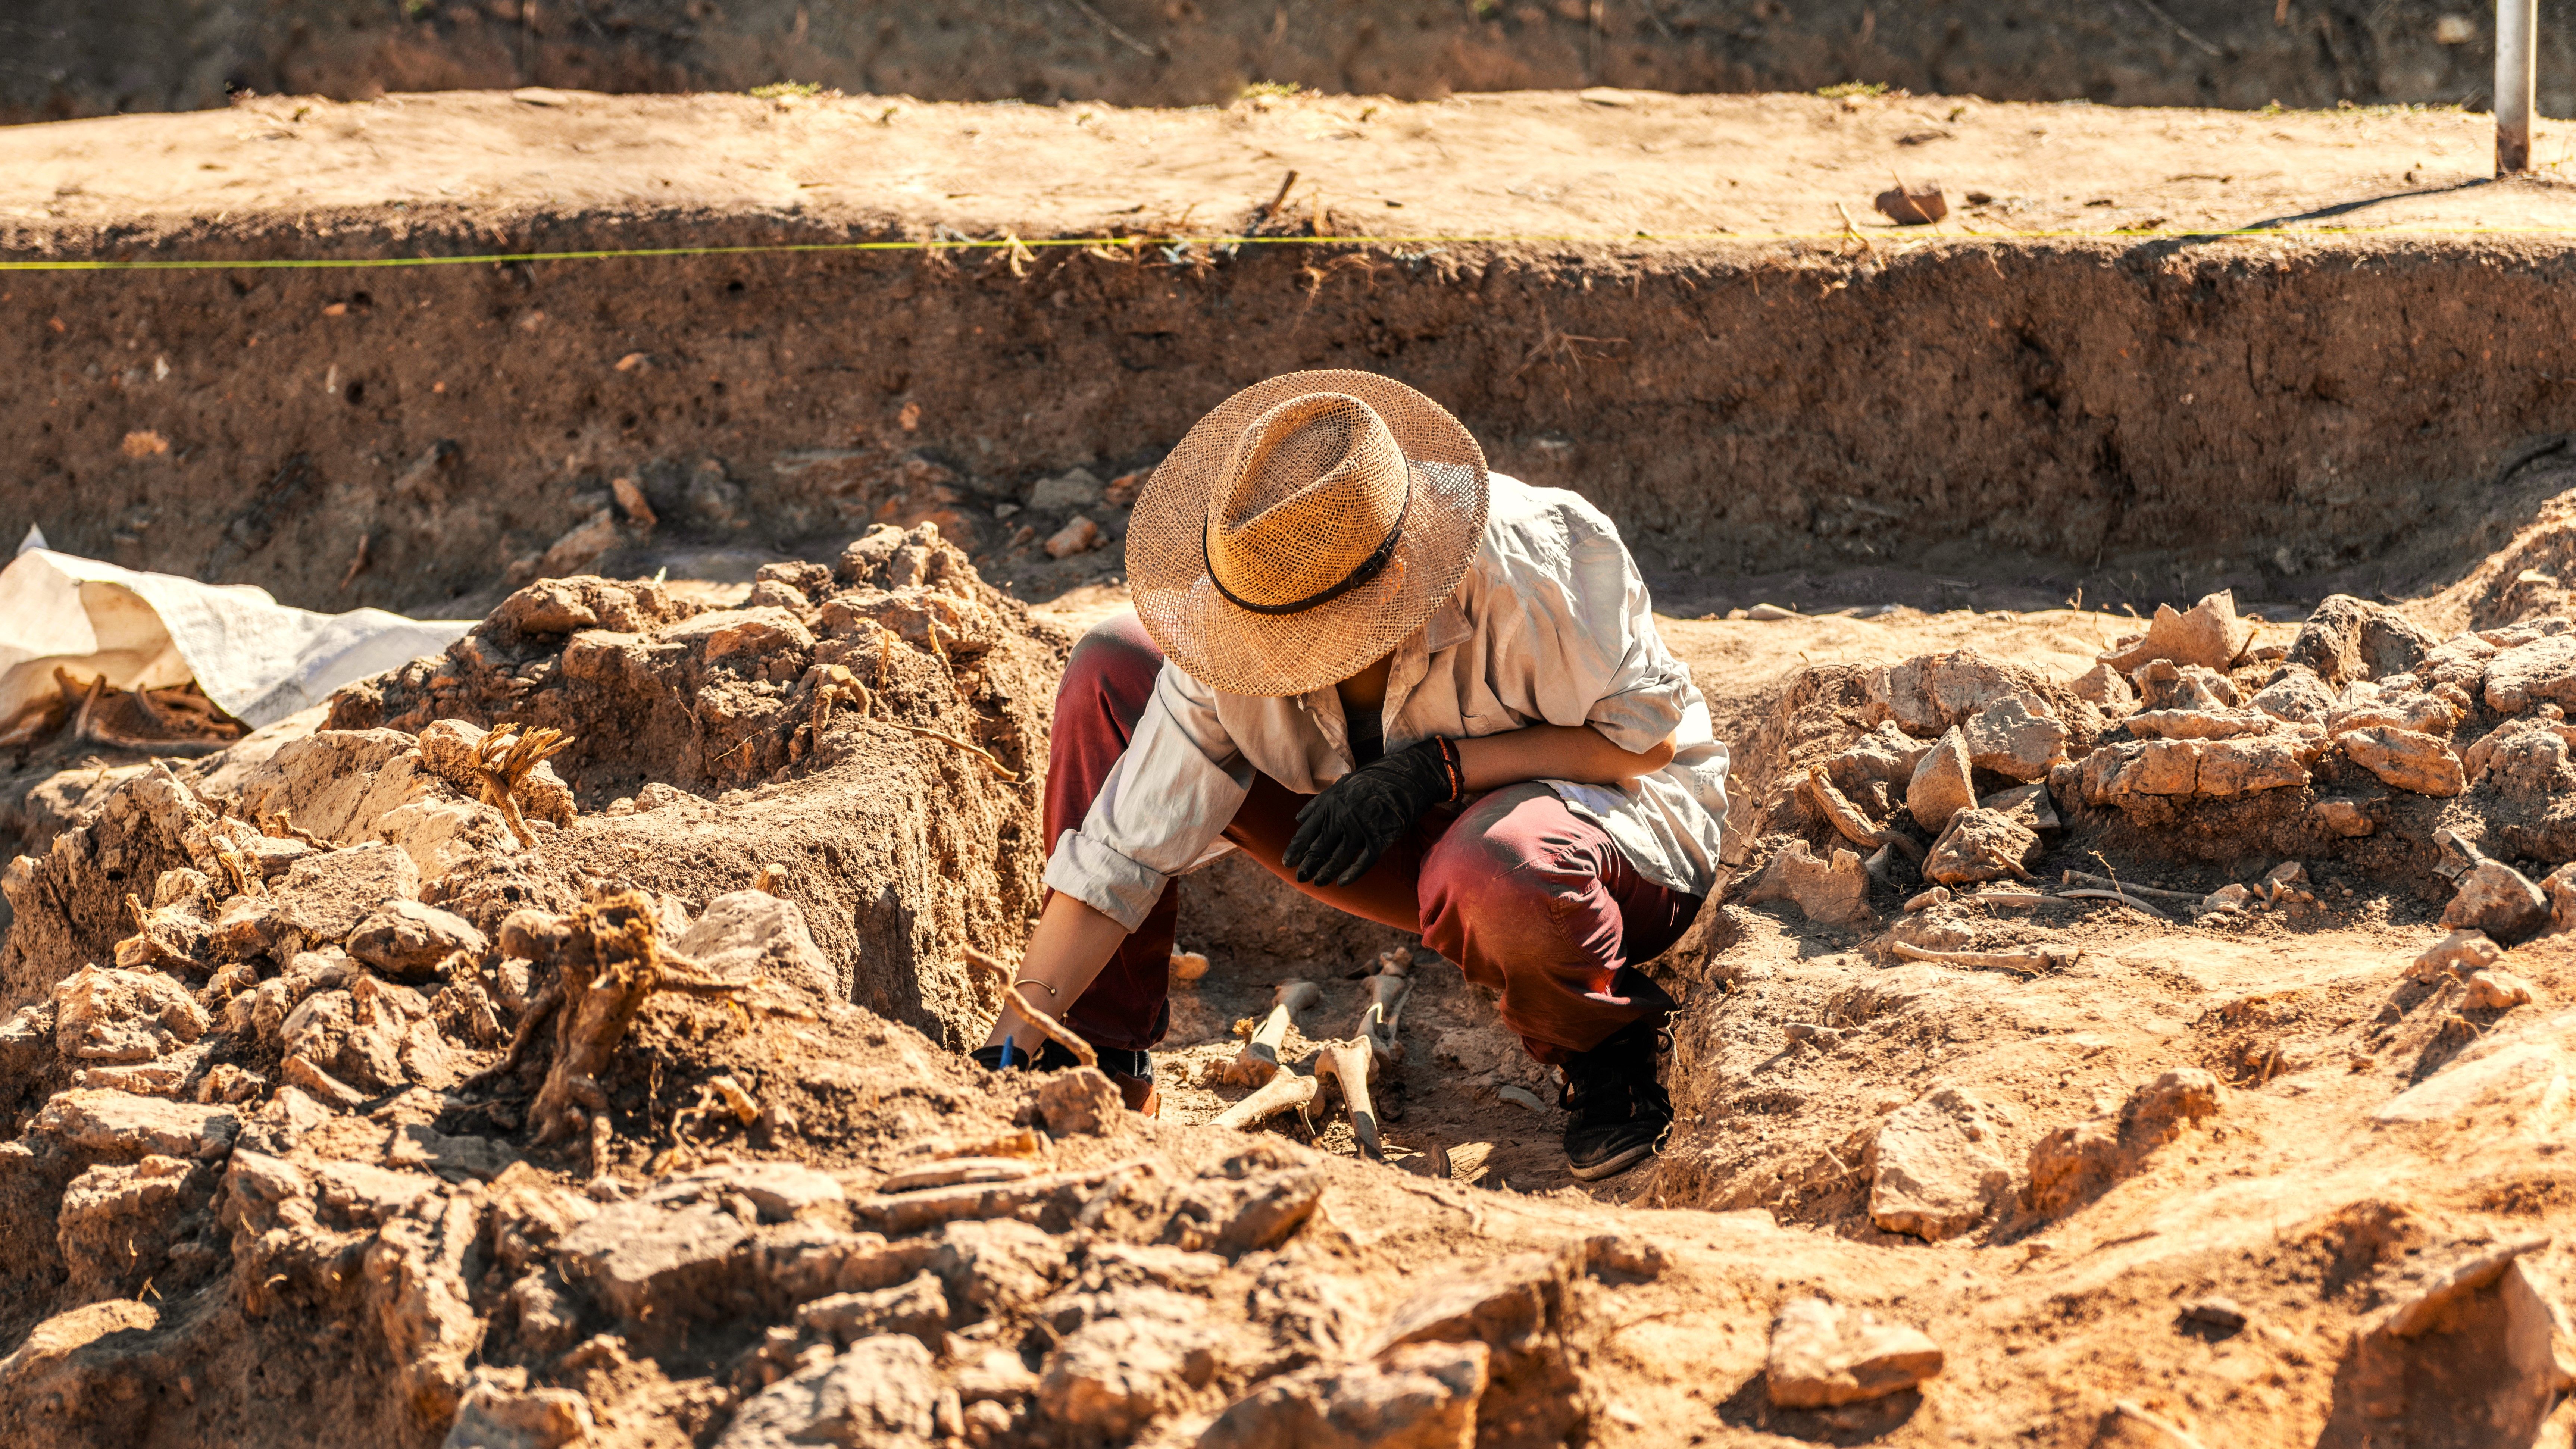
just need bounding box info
[1564,1140,1659,1182]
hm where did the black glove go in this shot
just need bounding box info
[1285,738,1461,887]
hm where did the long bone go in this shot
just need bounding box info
[1360,973,1411,1065]
[1223,979,1321,1085]
[1210,1067,1320,1130]
[1314,1038,1385,1162]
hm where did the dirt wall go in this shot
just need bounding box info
[3,0,2570,122]
[6,222,2576,617]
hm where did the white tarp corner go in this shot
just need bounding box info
[0,548,475,732]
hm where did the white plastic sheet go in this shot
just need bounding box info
[0,540,473,731]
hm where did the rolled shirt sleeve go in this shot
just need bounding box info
[1501,504,1691,755]
[1041,662,1252,930]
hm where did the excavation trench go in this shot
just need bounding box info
[18,217,2576,1448]
[9,226,2576,626]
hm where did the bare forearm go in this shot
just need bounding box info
[1456,723,1675,793]
[982,891,1128,1052]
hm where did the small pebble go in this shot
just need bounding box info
[2201,883,2253,912]
[1745,602,1795,621]
[2465,968,2535,1011]
[2180,1296,2248,1333]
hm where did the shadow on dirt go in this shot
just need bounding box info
[1713,1374,1925,1443]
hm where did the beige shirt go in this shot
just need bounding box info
[1044,474,1731,931]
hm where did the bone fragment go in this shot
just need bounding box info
[1375,946,1416,977]
[1362,974,1412,1064]
[1225,980,1321,1085]
[1904,886,1950,912]
[751,864,787,895]
[878,1157,1038,1193]
[1890,942,2075,974]
[1210,1068,1320,1130]
[938,1129,1043,1161]
[1801,764,1925,861]
[1314,1037,1385,1161]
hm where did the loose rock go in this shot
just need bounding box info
[716,1335,939,1449]
[2338,725,2464,796]
[1961,695,2068,781]
[1738,841,1873,931]
[2180,1296,2248,1333]
[1199,1342,1491,1449]
[1045,516,1103,558]
[2441,860,2551,942]
[2249,666,2337,723]
[2101,590,2254,674]
[1906,726,1976,833]
[347,899,488,981]
[1035,1067,1124,1136]
[2285,594,2439,685]
[2311,796,2377,837]
[54,964,208,1063]
[1038,1314,1209,1438]
[672,889,839,1001]
[1922,809,2038,886]
[1764,1296,1945,1408]
[1869,1087,2010,1241]
[2465,969,2536,1011]
[2409,929,2504,982]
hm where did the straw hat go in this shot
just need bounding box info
[1126,371,1489,697]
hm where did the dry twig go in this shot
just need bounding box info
[889,723,1019,781]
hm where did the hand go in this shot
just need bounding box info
[1284,739,1457,887]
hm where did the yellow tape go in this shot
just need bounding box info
[2,222,2573,271]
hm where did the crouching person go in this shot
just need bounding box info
[972,371,1729,1180]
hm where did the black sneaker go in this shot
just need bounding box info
[1558,1019,1674,1181]
[970,1039,1087,1073]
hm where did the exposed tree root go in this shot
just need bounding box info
[466,889,752,1173]
[470,722,573,848]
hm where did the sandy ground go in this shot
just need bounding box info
[4,87,2575,248]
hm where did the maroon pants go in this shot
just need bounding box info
[1050,612,1696,1065]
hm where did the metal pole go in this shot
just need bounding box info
[2498,0,2538,173]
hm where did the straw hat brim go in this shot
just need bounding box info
[1126,370,1489,698]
